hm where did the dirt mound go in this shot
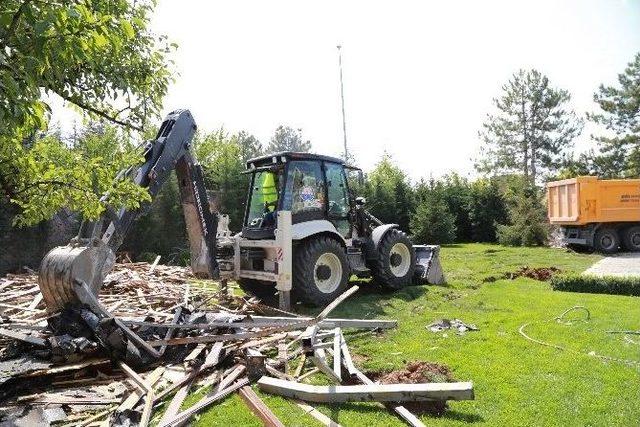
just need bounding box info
[504,266,560,281]
[367,361,454,416]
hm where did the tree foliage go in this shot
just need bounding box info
[363,154,414,231]
[496,180,548,246]
[411,179,457,244]
[587,52,640,178]
[477,69,582,184]
[3,124,149,226]
[266,125,311,153]
[196,129,262,230]
[0,0,172,226]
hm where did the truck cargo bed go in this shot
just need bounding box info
[547,176,640,225]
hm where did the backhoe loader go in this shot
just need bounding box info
[38,109,444,313]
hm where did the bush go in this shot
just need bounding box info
[497,183,548,246]
[410,193,457,244]
[551,274,640,296]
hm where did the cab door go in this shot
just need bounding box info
[324,162,351,238]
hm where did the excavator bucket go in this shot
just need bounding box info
[38,242,115,313]
[413,245,445,285]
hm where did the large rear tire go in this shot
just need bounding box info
[622,226,640,252]
[370,229,416,290]
[594,228,620,254]
[293,236,349,307]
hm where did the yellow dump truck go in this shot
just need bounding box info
[547,176,640,254]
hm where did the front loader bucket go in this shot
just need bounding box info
[38,243,115,313]
[413,245,445,285]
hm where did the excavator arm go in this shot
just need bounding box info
[38,109,219,313]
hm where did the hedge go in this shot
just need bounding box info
[551,274,640,297]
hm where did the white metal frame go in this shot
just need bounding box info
[232,211,293,310]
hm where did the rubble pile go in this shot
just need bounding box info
[0,262,473,427]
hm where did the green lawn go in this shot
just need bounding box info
[162,244,640,426]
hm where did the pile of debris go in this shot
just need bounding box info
[0,262,473,426]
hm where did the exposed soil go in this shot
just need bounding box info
[503,266,561,281]
[365,361,455,416]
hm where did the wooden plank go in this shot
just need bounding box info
[159,377,250,427]
[149,255,161,273]
[351,368,425,427]
[339,331,357,375]
[333,328,341,381]
[159,378,193,427]
[154,342,224,403]
[257,377,475,403]
[295,400,342,427]
[238,385,285,427]
[116,367,165,412]
[160,306,183,356]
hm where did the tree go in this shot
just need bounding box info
[468,177,508,242]
[438,173,473,241]
[266,126,311,153]
[411,179,456,244]
[363,154,415,231]
[587,52,640,177]
[3,125,150,226]
[0,0,173,225]
[236,131,263,163]
[477,69,583,184]
[196,129,249,230]
[496,179,548,246]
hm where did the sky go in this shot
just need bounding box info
[52,0,640,180]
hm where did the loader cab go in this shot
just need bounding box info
[242,152,353,240]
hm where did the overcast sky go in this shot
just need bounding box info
[52,0,640,180]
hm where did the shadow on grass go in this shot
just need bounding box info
[441,409,484,423]
[320,402,483,425]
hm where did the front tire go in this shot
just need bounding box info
[622,226,640,252]
[594,228,620,254]
[293,236,349,307]
[371,229,416,290]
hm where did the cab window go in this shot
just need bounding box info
[282,161,325,216]
[246,170,279,228]
[325,162,350,236]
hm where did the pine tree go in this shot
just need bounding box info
[266,126,311,153]
[587,52,640,177]
[477,69,583,184]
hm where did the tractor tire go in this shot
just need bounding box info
[594,228,620,254]
[293,236,349,307]
[370,229,416,290]
[237,278,277,301]
[622,226,640,252]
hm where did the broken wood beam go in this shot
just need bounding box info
[238,385,285,427]
[257,377,475,403]
[351,368,425,427]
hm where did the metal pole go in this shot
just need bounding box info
[337,45,348,161]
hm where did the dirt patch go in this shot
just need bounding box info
[504,266,560,281]
[366,361,454,416]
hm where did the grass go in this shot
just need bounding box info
[157,244,640,426]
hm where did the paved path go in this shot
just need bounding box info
[584,252,640,277]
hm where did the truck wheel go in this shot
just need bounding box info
[622,226,640,252]
[594,228,620,254]
[371,229,416,290]
[237,279,277,300]
[293,236,349,306]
